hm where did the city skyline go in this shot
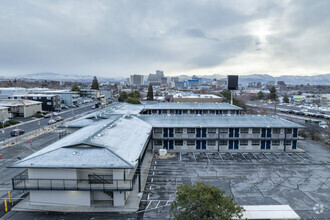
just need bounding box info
[1,0,330,77]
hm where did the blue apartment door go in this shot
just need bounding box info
[169,140,174,149]
[163,140,168,149]
[266,140,271,149]
[261,140,265,149]
[169,128,174,137]
[235,128,239,137]
[229,140,233,149]
[196,140,201,149]
[234,140,239,149]
[229,128,234,137]
[261,128,266,137]
[196,128,201,137]
[163,128,168,137]
[292,140,297,149]
[267,128,271,137]
[293,129,298,137]
[202,140,206,149]
[202,128,207,137]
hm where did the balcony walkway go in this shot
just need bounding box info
[12,151,153,213]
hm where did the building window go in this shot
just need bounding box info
[287,128,292,134]
[154,128,162,134]
[252,128,260,134]
[47,102,51,105]
[154,140,162,146]
[240,128,249,133]
[207,140,216,146]
[175,128,183,134]
[273,128,280,134]
[219,140,227,145]
[272,140,280,146]
[285,140,291,146]
[32,97,37,100]
[187,140,195,146]
[223,110,228,114]
[219,128,228,134]
[240,140,248,146]
[175,140,183,146]
[187,128,195,134]
[47,97,51,100]
[208,128,216,133]
[252,140,260,146]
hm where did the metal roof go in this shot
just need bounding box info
[137,114,305,128]
[10,115,152,169]
[0,99,42,106]
[143,102,242,110]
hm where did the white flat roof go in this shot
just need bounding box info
[241,205,300,219]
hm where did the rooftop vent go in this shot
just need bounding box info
[123,114,131,119]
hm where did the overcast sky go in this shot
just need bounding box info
[0,0,329,77]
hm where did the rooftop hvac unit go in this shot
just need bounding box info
[159,149,167,156]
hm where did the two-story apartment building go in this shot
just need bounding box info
[9,94,61,112]
[10,115,152,208]
[138,114,303,152]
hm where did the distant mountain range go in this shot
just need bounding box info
[181,73,330,85]
[2,72,330,85]
[12,72,124,83]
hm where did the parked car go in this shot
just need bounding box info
[55,116,64,122]
[10,129,25,137]
[48,119,57,125]
[52,112,59,116]
[44,113,52,118]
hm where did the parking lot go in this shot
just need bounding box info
[139,140,330,219]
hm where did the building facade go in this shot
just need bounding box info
[130,75,144,86]
[0,100,42,118]
[139,115,303,152]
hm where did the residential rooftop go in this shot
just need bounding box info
[143,102,242,110]
[0,99,42,106]
[10,115,152,169]
[137,114,305,128]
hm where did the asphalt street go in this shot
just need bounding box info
[0,102,96,142]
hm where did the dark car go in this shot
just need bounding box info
[10,129,25,137]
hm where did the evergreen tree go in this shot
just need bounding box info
[269,86,277,101]
[257,91,264,100]
[171,182,244,220]
[126,97,141,104]
[91,76,99,90]
[71,84,81,92]
[147,84,154,100]
[283,94,290,103]
[118,91,128,102]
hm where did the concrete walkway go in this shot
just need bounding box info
[12,151,154,213]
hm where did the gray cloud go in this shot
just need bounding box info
[0,0,329,77]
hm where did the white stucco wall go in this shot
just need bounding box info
[113,191,125,206]
[30,190,91,206]
[28,168,77,179]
